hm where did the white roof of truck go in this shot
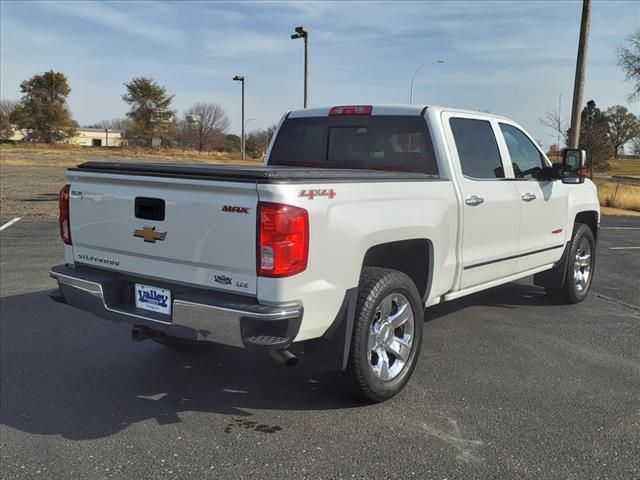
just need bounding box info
[287,104,513,122]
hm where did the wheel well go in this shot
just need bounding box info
[361,239,432,298]
[574,211,598,241]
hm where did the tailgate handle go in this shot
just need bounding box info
[135,197,165,221]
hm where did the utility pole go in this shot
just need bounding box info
[569,0,591,149]
[291,26,309,108]
[558,94,561,150]
[233,75,245,160]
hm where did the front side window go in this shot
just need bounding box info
[499,123,545,179]
[449,117,504,179]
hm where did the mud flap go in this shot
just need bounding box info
[533,242,571,289]
[302,288,358,371]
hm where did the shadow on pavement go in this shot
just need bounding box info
[0,290,362,441]
[424,280,556,321]
[0,282,555,441]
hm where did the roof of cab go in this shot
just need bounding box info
[287,104,513,122]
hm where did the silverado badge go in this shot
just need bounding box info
[134,226,166,243]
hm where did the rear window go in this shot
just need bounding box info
[269,116,438,175]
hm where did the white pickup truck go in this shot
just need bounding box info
[50,105,600,402]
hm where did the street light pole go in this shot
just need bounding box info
[233,75,245,160]
[304,33,308,108]
[410,59,445,104]
[291,26,309,108]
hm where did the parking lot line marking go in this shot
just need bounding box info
[0,217,21,232]
[608,246,640,250]
[601,227,640,230]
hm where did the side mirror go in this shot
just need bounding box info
[561,148,587,184]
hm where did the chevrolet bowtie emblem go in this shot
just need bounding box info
[134,226,166,243]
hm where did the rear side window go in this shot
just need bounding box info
[269,118,326,165]
[499,123,545,179]
[269,116,438,175]
[449,118,504,179]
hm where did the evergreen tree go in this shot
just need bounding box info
[12,71,76,143]
[122,77,174,147]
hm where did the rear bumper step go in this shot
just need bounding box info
[49,264,302,349]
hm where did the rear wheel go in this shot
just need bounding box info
[546,223,596,304]
[341,267,424,403]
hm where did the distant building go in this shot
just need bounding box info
[9,127,126,147]
[69,128,126,147]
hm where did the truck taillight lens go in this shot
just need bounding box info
[258,202,308,277]
[59,184,72,245]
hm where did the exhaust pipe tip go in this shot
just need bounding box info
[131,326,142,342]
[132,325,162,342]
[270,349,298,367]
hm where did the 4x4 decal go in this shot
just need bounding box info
[299,189,336,200]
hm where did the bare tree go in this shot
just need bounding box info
[617,30,640,102]
[0,99,18,117]
[546,144,561,158]
[185,103,230,151]
[631,136,640,157]
[246,125,277,158]
[172,117,190,149]
[540,110,569,148]
[605,105,639,158]
[0,99,18,140]
[99,118,132,131]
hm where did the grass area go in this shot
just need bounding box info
[600,206,640,217]
[0,143,260,168]
[595,180,640,212]
[607,159,640,178]
[0,144,260,218]
[2,144,640,218]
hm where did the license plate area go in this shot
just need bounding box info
[135,283,172,315]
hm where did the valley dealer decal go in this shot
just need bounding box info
[137,289,169,309]
[214,274,248,289]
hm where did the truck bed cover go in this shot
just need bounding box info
[72,162,442,184]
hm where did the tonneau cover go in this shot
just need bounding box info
[73,162,439,183]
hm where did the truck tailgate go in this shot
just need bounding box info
[68,171,258,295]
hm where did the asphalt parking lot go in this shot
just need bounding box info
[1,217,638,480]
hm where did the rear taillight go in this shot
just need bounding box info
[257,202,308,277]
[328,105,372,116]
[59,184,72,245]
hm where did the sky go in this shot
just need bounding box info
[1,0,638,148]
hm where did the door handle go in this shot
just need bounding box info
[465,195,484,206]
[521,193,536,202]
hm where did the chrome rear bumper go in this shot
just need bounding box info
[50,264,302,349]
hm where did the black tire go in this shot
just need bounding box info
[341,267,424,403]
[546,223,596,304]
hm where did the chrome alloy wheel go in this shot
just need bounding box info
[574,237,592,292]
[367,293,415,381]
